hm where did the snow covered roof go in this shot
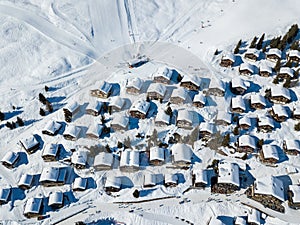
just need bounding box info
[155,109,170,124]
[288,49,300,58]
[73,177,87,190]
[254,176,284,202]
[262,145,279,160]
[86,124,103,137]
[64,101,80,113]
[1,151,19,165]
[20,135,39,150]
[248,209,261,225]
[199,122,215,134]
[267,48,282,58]
[94,152,114,167]
[99,80,112,94]
[126,77,143,90]
[18,174,33,187]
[40,167,60,182]
[250,94,266,106]
[289,185,300,203]
[231,77,250,90]
[150,147,165,161]
[111,114,129,128]
[63,124,81,138]
[259,61,272,73]
[24,197,42,214]
[181,74,202,87]
[279,67,294,77]
[239,62,255,73]
[222,52,235,62]
[177,110,193,124]
[271,86,291,100]
[130,100,150,115]
[285,140,300,151]
[0,188,10,202]
[193,92,206,104]
[86,101,103,112]
[194,169,208,184]
[48,192,63,206]
[209,218,226,225]
[231,96,246,111]
[120,149,139,168]
[272,105,288,117]
[258,116,274,128]
[216,111,232,124]
[42,120,62,135]
[218,161,240,187]
[109,96,125,109]
[144,173,156,186]
[239,116,251,127]
[165,173,178,184]
[235,216,247,225]
[153,67,173,80]
[71,151,87,166]
[42,143,59,157]
[171,87,187,100]
[238,135,256,149]
[245,48,260,57]
[209,79,225,91]
[105,176,121,189]
[171,143,192,163]
[147,83,167,97]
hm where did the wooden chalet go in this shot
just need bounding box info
[180,74,201,91]
[126,77,143,95]
[287,49,300,62]
[292,104,300,120]
[0,188,11,205]
[244,48,260,62]
[220,52,235,67]
[266,48,282,62]
[239,116,251,130]
[259,61,272,77]
[164,173,178,187]
[149,147,165,166]
[18,174,33,190]
[239,62,255,76]
[259,145,279,165]
[283,140,300,155]
[270,86,291,104]
[104,176,121,192]
[42,143,60,162]
[63,124,81,141]
[72,177,87,191]
[19,135,40,154]
[230,77,249,95]
[269,104,289,122]
[128,56,148,68]
[111,114,129,131]
[277,67,294,80]
[155,109,170,127]
[71,150,87,169]
[192,169,208,188]
[90,81,112,98]
[86,124,103,139]
[119,149,139,172]
[42,120,62,136]
[215,111,232,125]
[63,101,80,123]
[246,176,285,212]
[250,94,266,110]
[93,152,114,170]
[171,143,192,169]
[193,92,206,108]
[1,151,19,169]
[85,101,103,116]
[48,192,63,208]
[153,67,173,84]
[212,161,240,194]
[207,79,225,97]
[257,116,274,133]
[199,122,215,140]
[231,96,246,113]
[24,197,42,218]
[147,83,166,101]
[129,99,150,119]
[288,185,300,209]
[176,110,193,129]
[144,173,156,188]
[170,87,187,104]
[39,167,67,187]
[109,96,125,112]
[237,135,256,153]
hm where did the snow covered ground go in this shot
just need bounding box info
[0,0,300,224]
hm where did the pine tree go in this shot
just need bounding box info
[262,45,267,53]
[256,33,265,50]
[274,60,281,72]
[287,24,299,44]
[221,133,230,147]
[295,122,300,131]
[16,117,24,126]
[46,101,53,113]
[293,69,300,79]
[249,36,258,48]
[133,189,140,198]
[278,35,288,51]
[5,122,13,129]
[283,77,291,88]
[257,139,264,149]
[124,136,131,149]
[273,76,279,84]
[270,36,281,48]
[45,85,49,92]
[290,40,299,50]
[214,49,219,55]
[233,127,239,135]
[234,39,242,54]
[284,60,293,68]
[39,108,46,116]
[0,111,4,121]
[189,126,199,146]
[38,93,47,105]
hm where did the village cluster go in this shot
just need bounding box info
[1,25,300,225]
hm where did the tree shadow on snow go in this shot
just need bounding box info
[4,110,23,120]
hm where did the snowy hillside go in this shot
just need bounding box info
[0,0,300,225]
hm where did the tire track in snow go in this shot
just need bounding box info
[0,4,99,60]
[123,0,139,43]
